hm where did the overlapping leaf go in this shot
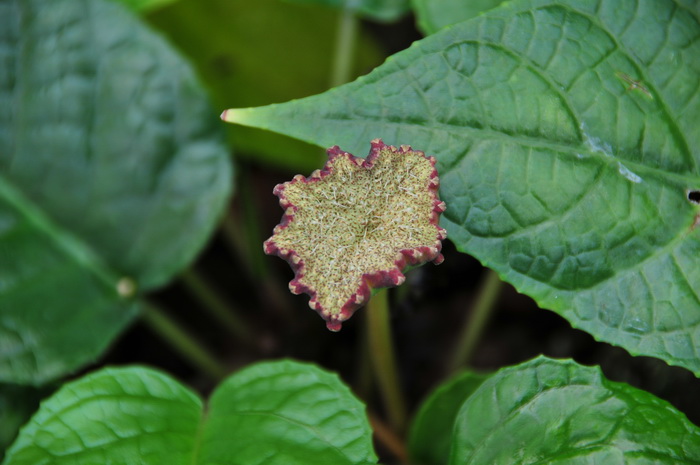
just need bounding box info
[444,357,700,464]
[0,0,232,384]
[2,361,377,465]
[222,0,700,374]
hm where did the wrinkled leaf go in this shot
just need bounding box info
[447,357,700,464]
[281,0,410,22]
[222,0,700,375]
[3,361,377,465]
[147,0,384,171]
[0,0,232,384]
[411,0,505,35]
[408,370,489,465]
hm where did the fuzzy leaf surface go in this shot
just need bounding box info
[0,0,231,384]
[411,0,505,35]
[222,0,700,374]
[2,361,377,465]
[408,370,490,465]
[447,357,700,464]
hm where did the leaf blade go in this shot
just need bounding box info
[222,0,700,374]
[448,357,700,464]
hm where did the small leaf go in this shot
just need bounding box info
[408,370,490,465]
[3,361,377,465]
[0,0,232,384]
[221,0,700,375]
[263,140,447,330]
[447,357,700,464]
[411,0,506,35]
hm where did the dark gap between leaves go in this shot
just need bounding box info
[687,190,700,204]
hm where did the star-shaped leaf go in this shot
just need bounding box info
[265,139,446,331]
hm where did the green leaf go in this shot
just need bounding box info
[222,0,700,375]
[0,0,232,384]
[411,0,505,35]
[408,370,490,465]
[280,0,410,22]
[447,357,700,464]
[2,361,377,465]
[146,0,384,171]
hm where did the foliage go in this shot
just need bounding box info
[3,361,377,465]
[223,0,700,377]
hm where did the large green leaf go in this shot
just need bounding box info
[2,361,378,465]
[0,0,232,384]
[446,357,700,464]
[222,0,700,374]
[147,0,384,171]
[408,370,490,465]
[281,0,410,22]
[411,0,505,35]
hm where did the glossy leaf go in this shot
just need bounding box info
[408,370,490,465]
[222,0,700,375]
[0,0,232,384]
[448,357,700,464]
[147,0,384,171]
[411,0,505,35]
[2,361,377,465]
[281,0,410,22]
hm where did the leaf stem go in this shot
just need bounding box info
[330,3,359,88]
[366,289,407,433]
[368,410,409,463]
[179,267,254,345]
[449,268,502,372]
[141,301,228,380]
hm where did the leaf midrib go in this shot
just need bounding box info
[0,172,123,294]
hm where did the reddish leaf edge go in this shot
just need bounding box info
[264,139,447,331]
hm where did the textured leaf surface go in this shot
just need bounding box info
[0,0,231,384]
[3,361,377,465]
[222,0,700,374]
[411,0,505,35]
[408,370,489,465]
[281,0,410,21]
[147,0,383,171]
[199,360,377,465]
[447,357,700,464]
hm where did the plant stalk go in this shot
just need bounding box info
[449,268,502,372]
[330,3,359,88]
[141,301,228,381]
[366,289,407,434]
[179,267,253,345]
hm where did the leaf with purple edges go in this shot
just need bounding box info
[264,139,446,330]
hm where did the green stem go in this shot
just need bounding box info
[330,4,358,88]
[366,289,407,433]
[141,302,228,381]
[179,268,253,345]
[449,269,503,372]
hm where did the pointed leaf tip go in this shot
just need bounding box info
[264,140,446,330]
